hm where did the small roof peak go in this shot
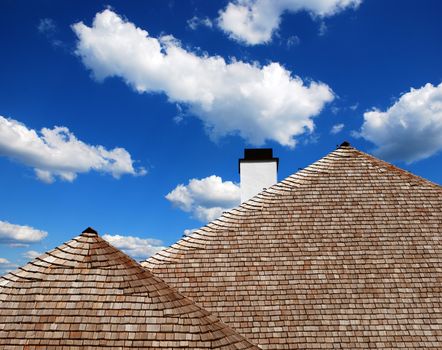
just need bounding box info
[339,141,351,148]
[81,226,98,236]
[0,225,258,349]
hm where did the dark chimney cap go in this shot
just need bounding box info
[339,141,351,148]
[82,227,98,235]
[243,148,274,160]
[239,148,279,173]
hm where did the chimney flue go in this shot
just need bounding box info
[239,148,279,202]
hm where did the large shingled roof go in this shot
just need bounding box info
[143,143,442,349]
[0,228,259,349]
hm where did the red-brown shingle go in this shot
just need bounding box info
[0,228,259,349]
[144,144,442,349]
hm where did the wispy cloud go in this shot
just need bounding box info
[350,102,359,111]
[356,82,442,163]
[330,123,344,134]
[166,175,240,222]
[103,234,165,259]
[73,9,334,147]
[0,258,13,265]
[37,18,64,48]
[217,0,362,45]
[285,35,300,48]
[38,18,56,34]
[187,16,213,30]
[22,250,42,260]
[0,115,146,182]
[0,258,18,276]
[318,21,328,36]
[0,220,47,244]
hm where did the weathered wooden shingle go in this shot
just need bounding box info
[0,228,259,349]
[143,144,442,349]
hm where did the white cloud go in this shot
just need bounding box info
[330,123,344,134]
[193,206,229,222]
[0,258,18,276]
[187,16,213,30]
[217,0,362,45]
[166,175,241,222]
[0,220,47,243]
[103,234,166,259]
[22,250,42,260]
[357,82,442,163]
[183,228,199,236]
[0,115,146,183]
[72,9,334,147]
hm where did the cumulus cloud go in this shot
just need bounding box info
[23,250,42,260]
[357,82,442,163]
[103,234,166,259]
[72,9,334,147]
[0,220,47,244]
[330,123,344,134]
[0,115,146,183]
[166,175,240,222]
[218,0,362,45]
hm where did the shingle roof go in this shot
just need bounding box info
[143,143,442,349]
[0,227,259,349]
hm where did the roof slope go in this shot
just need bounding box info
[143,144,442,349]
[0,228,259,349]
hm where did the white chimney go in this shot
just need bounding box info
[239,148,278,202]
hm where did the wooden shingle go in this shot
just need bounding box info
[0,228,259,349]
[144,144,442,349]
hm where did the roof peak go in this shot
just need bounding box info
[0,231,259,349]
[81,226,98,236]
[4,226,165,293]
[339,140,352,148]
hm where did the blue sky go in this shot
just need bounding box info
[1,0,441,272]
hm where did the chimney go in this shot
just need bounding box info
[239,148,279,202]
